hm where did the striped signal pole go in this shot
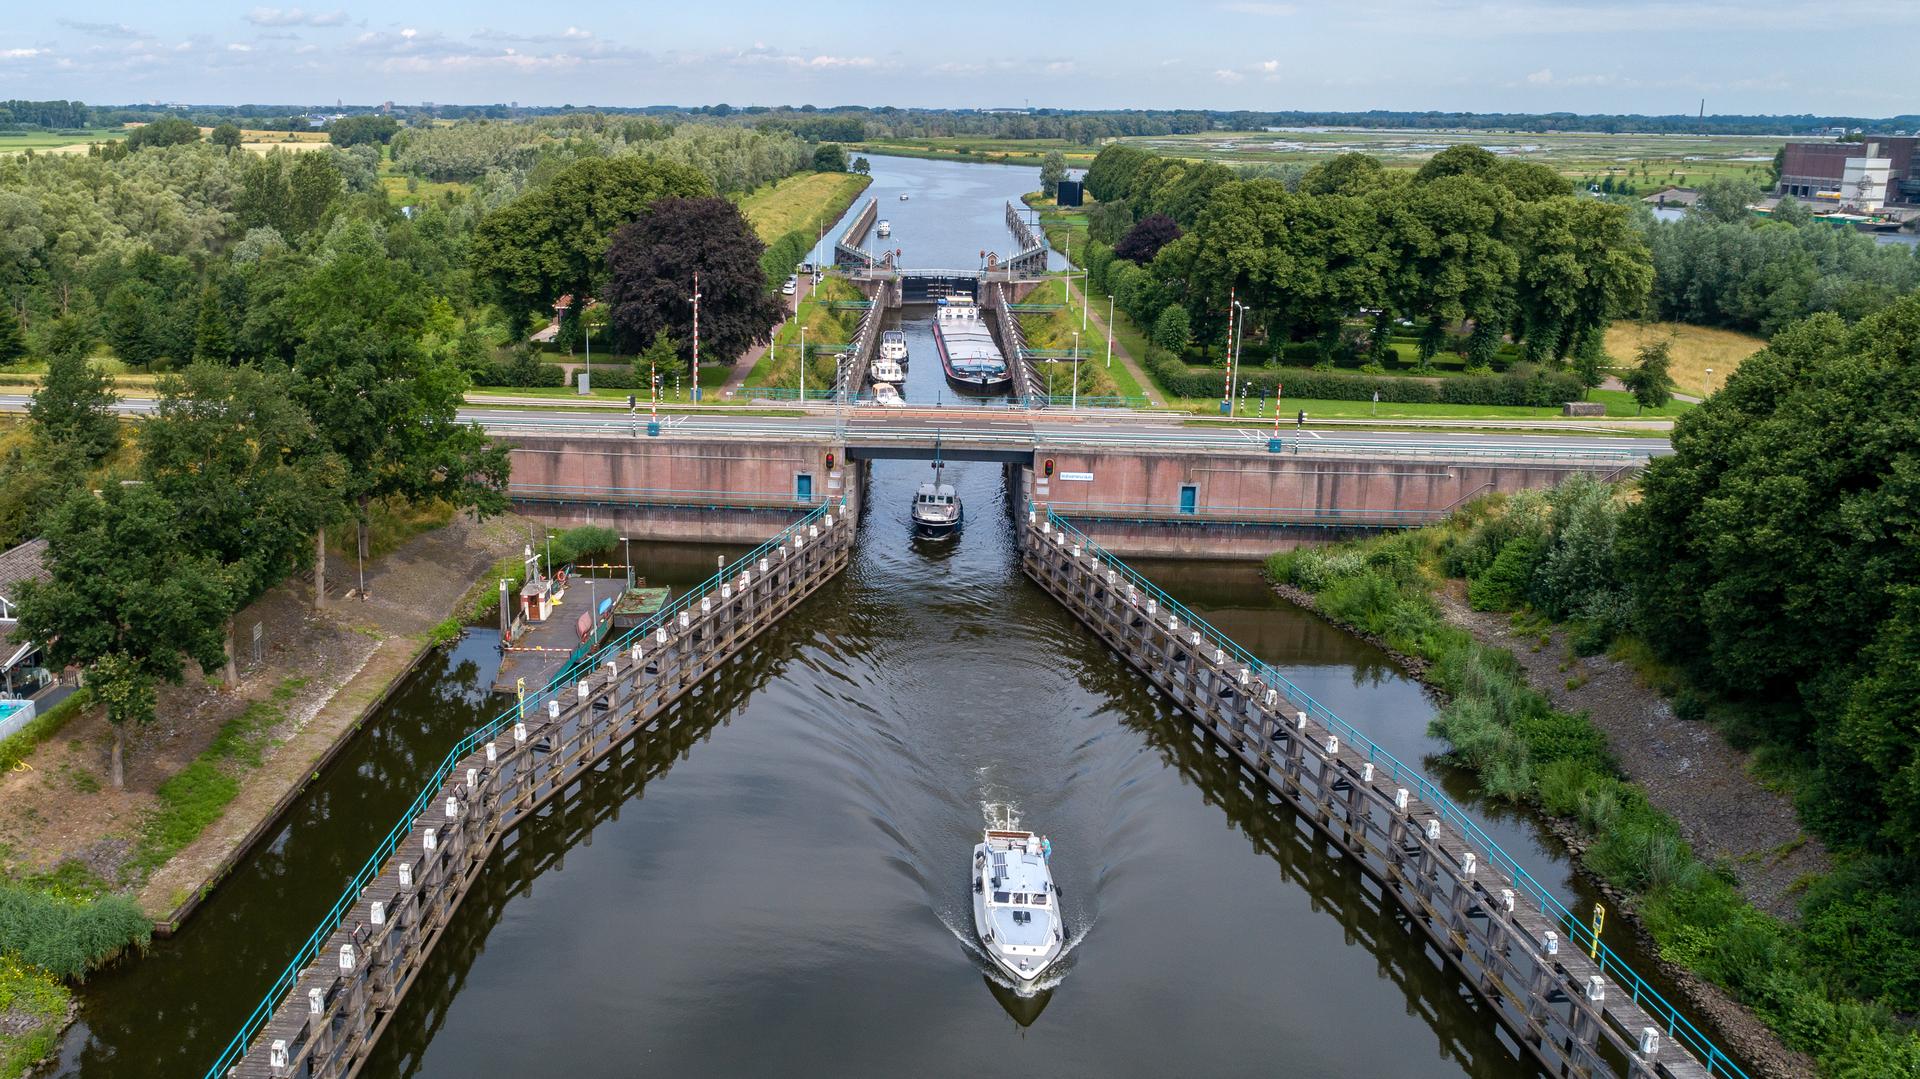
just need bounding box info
[691,271,700,406]
[1222,286,1236,415]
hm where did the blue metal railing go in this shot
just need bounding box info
[204,502,839,1079]
[1037,509,1747,1079]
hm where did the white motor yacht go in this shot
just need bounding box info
[877,219,892,237]
[872,383,904,408]
[971,807,1063,986]
[880,329,909,363]
[871,357,905,385]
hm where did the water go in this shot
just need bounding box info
[54,155,1715,1078]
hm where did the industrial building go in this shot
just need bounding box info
[1775,138,1919,211]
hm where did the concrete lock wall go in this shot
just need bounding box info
[1028,450,1634,559]
[503,436,852,542]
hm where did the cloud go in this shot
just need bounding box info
[1526,67,1553,84]
[0,48,48,60]
[1221,2,1297,13]
[1214,68,1244,83]
[471,26,595,44]
[227,43,252,52]
[244,7,348,28]
[58,19,148,39]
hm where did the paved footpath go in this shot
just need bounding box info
[721,275,812,396]
[1061,277,1167,407]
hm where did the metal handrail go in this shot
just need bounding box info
[1039,509,1748,1079]
[1049,500,1445,524]
[205,502,839,1079]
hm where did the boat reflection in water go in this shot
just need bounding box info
[984,976,1054,1028]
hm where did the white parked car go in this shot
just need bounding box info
[782,276,798,296]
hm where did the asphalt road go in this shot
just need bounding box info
[0,395,1670,460]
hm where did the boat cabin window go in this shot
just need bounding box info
[993,891,1012,904]
[1032,894,1048,906]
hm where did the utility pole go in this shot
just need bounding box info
[1222,287,1236,417]
[1231,299,1248,418]
[691,271,700,404]
[1106,294,1114,368]
[800,324,807,403]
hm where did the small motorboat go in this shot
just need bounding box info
[971,806,1063,987]
[911,447,961,536]
[899,192,910,201]
[877,219,892,237]
[872,383,905,408]
[871,357,904,385]
[880,329,908,363]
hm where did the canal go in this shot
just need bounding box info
[53,155,1679,1078]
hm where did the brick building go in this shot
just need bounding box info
[1775,138,1920,210]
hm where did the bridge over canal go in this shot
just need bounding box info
[214,469,1741,1079]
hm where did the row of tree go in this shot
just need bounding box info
[1083,143,1654,369]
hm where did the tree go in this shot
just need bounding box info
[14,484,232,788]
[1039,150,1068,199]
[328,115,400,147]
[633,330,679,389]
[1695,177,1764,225]
[209,123,243,152]
[1299,152,1386,196]
[0,303,25,366]
[141,362,344,679]
[1622,338,1673,413]
[1414,144,1498,183]
[289,240,511,586]
[471,155,712,334]
[192,286,234,364]
[29,351,118,466]
[1152,304,1192,353]
[602,196,784,370]
[850,156,870,176]
[811,143,848,172]
[124,116,200,152]
[1570,328,1609,397]
[1113,214,1182,264]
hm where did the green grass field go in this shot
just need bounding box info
[737,171,872,243]
[0,128,126,155]
[1124,128,1784,188]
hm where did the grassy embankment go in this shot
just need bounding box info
[1025,192,1696,420]
[850,138,1100,168]
[1015,279,1128,400]
[739,170,872,243]
[750,277,864,392]
[1266,493,1920,1077]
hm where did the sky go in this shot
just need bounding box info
[1,1,1914,116]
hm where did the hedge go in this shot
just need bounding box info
[1142,348,1584,406]
[761,227,813,291]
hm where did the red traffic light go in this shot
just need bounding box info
[825,452,836,470]
[1043,458,1055,478]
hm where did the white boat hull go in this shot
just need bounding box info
[970,834,1063,986]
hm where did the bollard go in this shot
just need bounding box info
[514,722,528,742]
[1146,599,1156,616]
[1462,852,1477,876]
[1585,975,1605,1002]
[630,643,642,663]
[398,862,413,889]
[444,796,459,820]
[1264,688,1277,707]
[825,514,834,528]
[308,986,325,1014]
[656,627,667,645]
[1500,888,1514,912]
[809,525,818,539]
[1239,668,1250,685]
[423,829,437,852]
[1361,762,1374,783]
[576,680,589,702]
[759,558,769,573]
[1325,736,1339,756]
[1395,788,1410,810]
[370,901,386,926]
[1638,1028,1660,1057]
[701,598,711,614]
[1543,930,1559,956]
[1168,616,1179,632]
[465,768,478,792]
[722,585,731,600]
[1295,711,1308,730]
[678,612,690,630]
[339,943,357,972]
[1424,819,1441,841]
[485,742,497,763]
[271,1041,289,1069]
[1213,648,1224,664]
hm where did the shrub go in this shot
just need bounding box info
[1467,535,1542,611]
[0,883,150,980]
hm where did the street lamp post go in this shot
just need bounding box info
[544,532,554,581]
[1071,331,1080,411]
[622,535,631,584]
[1228,299,1249,418]
[1106,294,1114,368]
[800,325,807,403]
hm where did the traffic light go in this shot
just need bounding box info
[627,394,636,409]
[1297,410,1306,426]
[825,451,836,470]
[1043,458,1056,478]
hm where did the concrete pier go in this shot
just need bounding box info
[1021,510,1729,1079]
